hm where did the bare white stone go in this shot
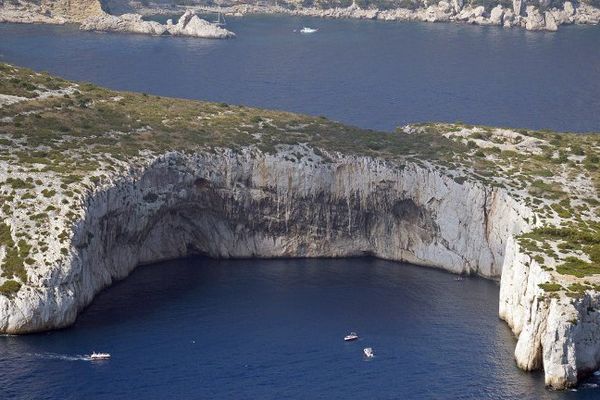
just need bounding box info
[490,5,505,25]
[79,10,235,38]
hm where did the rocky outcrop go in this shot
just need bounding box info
[500,248,600,389]
[489,5,504,25]
[80,13,168,35]
[80,9,235,38]
[165,10,235,38]
[0,2,235,38]
[525,5,547,30]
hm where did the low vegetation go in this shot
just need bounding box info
[539,282,563,292]
[0,280,21,297]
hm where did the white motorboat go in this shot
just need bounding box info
[344,332,359,341]
[90,352,111,360]
[300,27,318,33]
[363,347,374,358]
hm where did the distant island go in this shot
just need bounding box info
[0,63,599,389]
[120,0,598,31]
[153,0,600,31]
[1,0,599,31]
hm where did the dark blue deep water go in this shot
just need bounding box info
[1,258,599,399]
[0,16,599,132]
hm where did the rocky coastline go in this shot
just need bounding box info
[80,10,235,38]
[0,1,235,38]
[145,0,600,31]
[1,65,599,389]
[2,0,599,32]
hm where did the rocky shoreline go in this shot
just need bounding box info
[0,1,235,38]
[159,1,600,32]
[80,10,235,38]
[2,0,599,33]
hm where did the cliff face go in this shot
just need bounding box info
[0,149,596,389]
[500,238,600,387]
[1,150,523,328]
[0,64,599,389]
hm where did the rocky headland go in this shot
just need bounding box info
[0,64,599,389]
[0,0,235,38]
[80,10,235,38]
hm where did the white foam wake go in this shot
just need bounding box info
[27,352,90,361]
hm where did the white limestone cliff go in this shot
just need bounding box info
[0,147,598,388]
[0,65,598,391]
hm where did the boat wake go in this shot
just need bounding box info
[27,352,91,362]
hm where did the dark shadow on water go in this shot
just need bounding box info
[1,256,600,398]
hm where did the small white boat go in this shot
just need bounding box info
[344,332,359,341]
[90,352,111,360]
[363,347,374,358]
[300,27,318,34]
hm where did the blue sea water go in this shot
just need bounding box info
[1,257,598,399]
[0,16,599,132]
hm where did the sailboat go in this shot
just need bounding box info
[214,11,226,27]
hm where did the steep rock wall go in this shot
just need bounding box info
[0,148,598,388]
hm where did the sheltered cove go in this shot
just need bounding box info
[0,64,599,389]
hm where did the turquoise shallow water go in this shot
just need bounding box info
[1,257,599,399]
[0,16,599,132]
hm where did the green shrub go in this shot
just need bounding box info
[0,280,21,297]
[588,244,600,264]
[557,257,600,278]
[568,283,592,295]
[41,189,56,198]
[5,178,34,190]
[539,282,562,292]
